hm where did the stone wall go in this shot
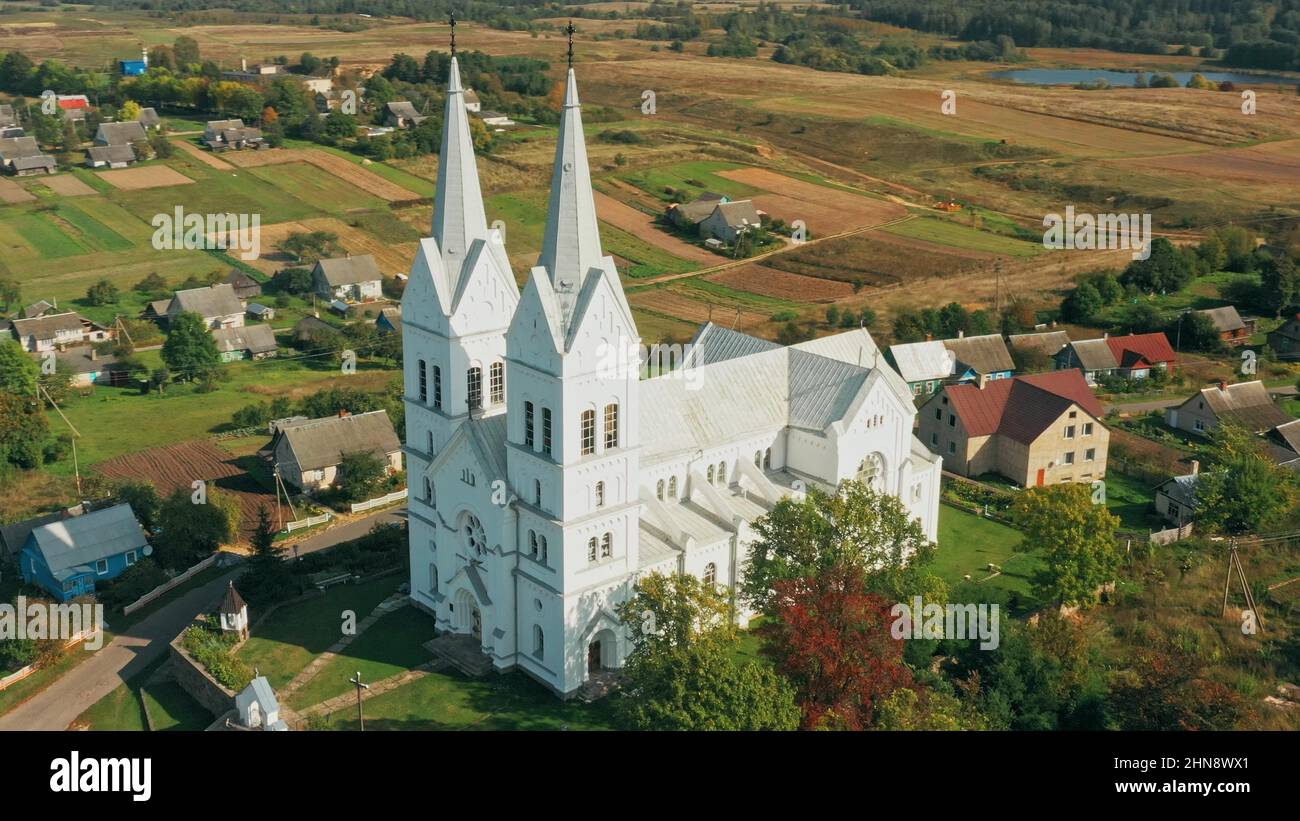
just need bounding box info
[168,638,237,719]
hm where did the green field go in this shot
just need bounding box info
[1104,471,1163,531]
[288,606,437,710]
[883,216,1042,257]
[248,161,389,214]
[935,503,1043,605]
[619,160,762,203]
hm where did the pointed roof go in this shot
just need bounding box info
[221,581,247,614]
[537,68,603,311]
[432,56,489,272]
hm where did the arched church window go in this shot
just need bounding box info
[533,625,544,658]
[858,452,884,490]
[754,450,762,467]
[604,403,619,449]
[524,401,535,447]
[539,535,548,564]
[542,408,552,455]
[595,481,605,507]
[587,537,598,563]
[763,448,772,469]
[703,563,717,586]
[668,476,678,498]
[717,461,727,485]
[464,514,486,557]
[429,563,438,593]
[656,479,664,500]
[432,366,442,409]
[467,367,482,409]
[490,362,505,404]
[534,479,542,506]
[707,465,715,484]
[528,530,538,558]
[417,359,427,402]
[580,410,596,455]
[601,532,612,559]
[423,476,432,503]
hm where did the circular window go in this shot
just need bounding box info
[858,452,884,490]
[563,161,573,172]
[464,514,486,556]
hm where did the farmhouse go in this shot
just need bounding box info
[212,323,278,362]
[941,333,1015,386]
[1267,314,1300,360]
[94,121,147,146]
[268,410,403,491]
[57,95,89,122]
[12,155,56,176]
[50,345,129,387]
[1154,467,1200,525]
[1165,380,1292,436]
[312,254,383,303]
[886,339,954,397]
[137,107,162,130]
[1197,306,1252,346]
[1055,332,1176,384]
[294,315,339,346]
[0,136,56,175]
[203,119,266,151]
[666,192,729,229]
[386,101,428,129]
[1007,330,1071,370]
[478,110,515,128]
[86,144,137,169]
[167,283,246,330]
[918,368,1109,487]
[399,58,942,697]
[463,88,481,113]
[223,268,262,301]
[10,311,113,352]
[698,200,765,244]
[19,504,150,602]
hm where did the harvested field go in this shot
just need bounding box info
[97,165,194,190]
[220,148,421,201]
[1109,139,1300,186]
[766,231,994,289]
[39,175,96,196]
[172,138,235,169]
[628,287,772,332]
[707,263,852,302]
[94,439,275,543]
[0,177,36,204]
[594,191,717,265]
[715,167,907,235]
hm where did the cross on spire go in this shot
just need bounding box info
[566,20,575,69]
[450,12,457,57]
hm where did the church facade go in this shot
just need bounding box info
[403,56,942,698]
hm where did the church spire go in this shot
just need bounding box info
[431,28,488,265]
[537,34,603,293]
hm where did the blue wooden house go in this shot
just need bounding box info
[19,504,150,601]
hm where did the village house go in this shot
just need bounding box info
[463,88,481,113]
[1007,329,1071,371]
[85,144,137,169]
[312,254,383,303]
[220,60,285,86]
[942,333,1015,387]
[885,339,954,397]
[1055,332,1176,384]
[1267,313,1300,360]
[478,110,515,128]
[918,369,1109,487]
[50,345,129,387]
[57,95,89,123]
[94,120,147,147]
[11,154,56,176]
[293,315,339,346]
[10,311,113,352]
[1154,464,1200,525]
[223,268,263,302]
[386,100,427,129]
[376,306,402,334]
[166,283,246,330]
[1196,305,1253,347]
[697,200,766,244]
[666,192,729,230]
[268,410,403,491]
[0,135,56,176]
[203,118,267,151]
[137,107,162,130]
[246,303,275,321]
[1166,380,1293,436]
[212,323,279,362]
[19,504,150,602]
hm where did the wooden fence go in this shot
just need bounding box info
[285,512,333,533]
[350,488,408,514]
[122,552,226,616]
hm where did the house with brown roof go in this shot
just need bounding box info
[1166,380,1293,436]
[268,410,403,491]
[1055,332,1176,384]
[223,268,262,302]
[941,333,1015,386]
[918,369,1109,487]
[1197,306,1252,347]
[1008,330,1071,371]
[312,254,382,303]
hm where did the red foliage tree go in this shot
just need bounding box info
[760,564,911,730]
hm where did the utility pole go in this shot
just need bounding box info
[1222,537,1265,634]
[350,671,370,731]
[39,383,82,496]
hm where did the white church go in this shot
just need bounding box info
[402,53,942,698]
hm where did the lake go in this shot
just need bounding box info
[991,68,1298,87]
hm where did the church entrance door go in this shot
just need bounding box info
[471,605,482,640]
[588,640,601,673]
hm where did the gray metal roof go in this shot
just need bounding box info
[1192,380,1293,432]
[887,340,953,383]
[26,503,148,581]
[684,322,778,368]
[275,410,400,471]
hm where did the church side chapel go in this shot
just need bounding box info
[403,25,942,698]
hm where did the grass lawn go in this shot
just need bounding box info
[142,681,214,730]
[320,667,616,730]
[45,357,398,472]
[935,503,1042,606]
[618,160,761,203]
[1104,471,1164,531]
[287,606,437,710]
[883,216,1041,257]
[236,576,402,690]
[0,647,91,719]
[75,654,213,730]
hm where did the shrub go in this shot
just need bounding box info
[181,624,253,691]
